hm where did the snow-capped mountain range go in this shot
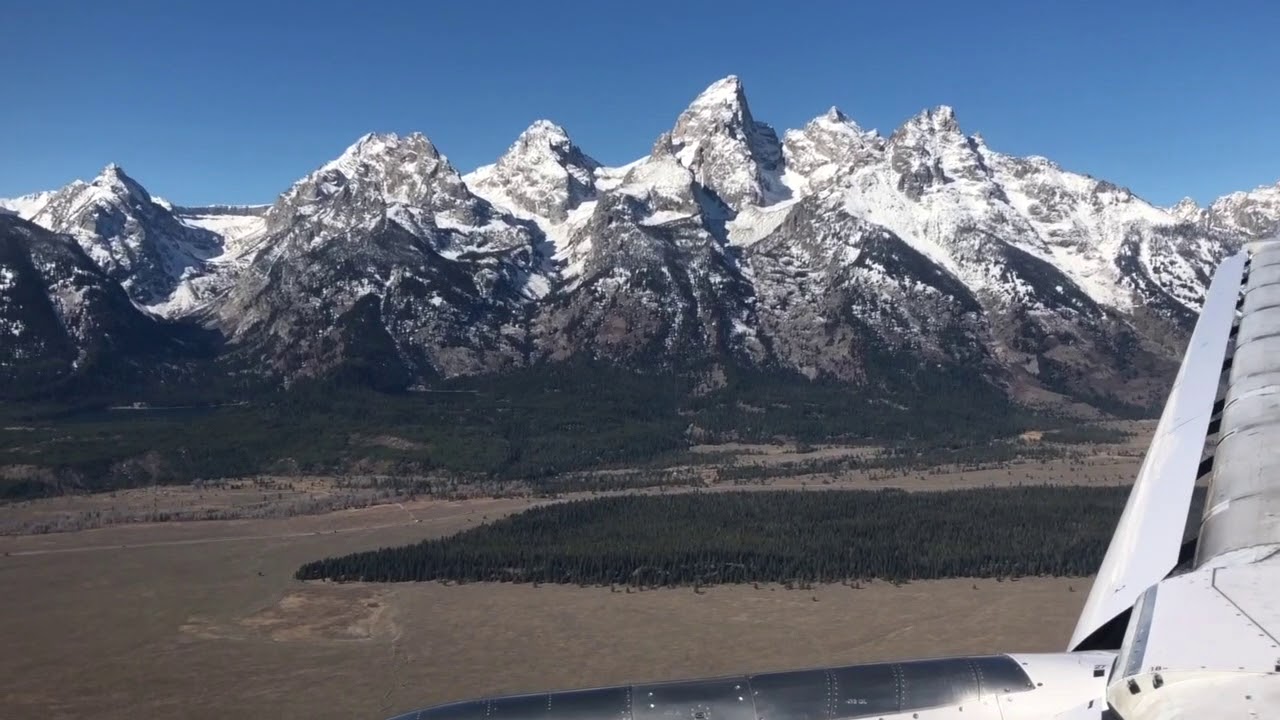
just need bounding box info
[3,75,1277,407]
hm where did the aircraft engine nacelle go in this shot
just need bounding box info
[390,652,1115,720]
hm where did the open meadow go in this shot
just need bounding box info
[0,430,1147,720]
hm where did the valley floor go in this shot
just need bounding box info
[0,497,1096,720]
[0,419,1153,536]
[0,427,1151,719]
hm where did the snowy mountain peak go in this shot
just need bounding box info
[270,130,474,233]
[669,76,786,208]
[518,119,573,145]
[322,131,446,175]
[783,108,883,192]
[815,110,867,135]
[18,166,222,308]
[1207,181,1280,239]
[823,106,850,124]
[686,75,746,111]
[89,163,151,204]
[33,164,154,228]
[499,120,597,171]
[885,105,989,196]
[897,105,962,137]
[672,76,762,150]
[463,120,600,224]
[1170,196,1204,223]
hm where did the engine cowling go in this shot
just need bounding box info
[389,652,1114,720]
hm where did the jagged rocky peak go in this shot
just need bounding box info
[901,105,962,135]
[465,119,600,222]
[33,164,148,226]
[610,132,703,217]
[668,75,787,209]
[504,120,596,170]
[784,105,884,190]
[215,127,548,382]
[1170,196,1204,223]
[1208,181,1280,239]
[331,131,445,167]
[96,163,146,194]
[268,131,475,232]
[887,105,989,197]
[51,163,159,217]
[320,131,464,199]
[24,164,222,307]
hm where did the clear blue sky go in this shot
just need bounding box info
[2,0,1276,207]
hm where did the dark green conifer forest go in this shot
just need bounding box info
[0,362,1049,500]
[297,486,1163,586]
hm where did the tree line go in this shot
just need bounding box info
[2,360,1055,500]
[296,486,1134,585]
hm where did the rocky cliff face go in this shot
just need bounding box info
[24,165,222,307]
[211,132,548,382]
[0,214,199,393]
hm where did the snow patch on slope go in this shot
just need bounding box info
[726,199,800,247]
[985,151,1188,311]
[1209,181,1280,239]
[0,191,55,219]
[178,211,267,253]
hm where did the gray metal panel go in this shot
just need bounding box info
[1246,262,1280,288]
[967,655,1036,695]
[1241,284,1280,314]
[490,694,553,720]
[1069,251,1247,650]
[418,701,488,720]
[1200,491,1280,562]
[1198,241,1280,565]
[746,669,829,720]
[1117,585,1159,678]
[827,663,900,718]
[898,658,980,710]
[1250,244,1280,266]
[631,678,755,720]
[547,687,633,720]
[1231,323,1280,364]
[387,655,1037,720]
[1235,306,1280,346]
[1219,389,1280,444]
[1220,367,1280,400]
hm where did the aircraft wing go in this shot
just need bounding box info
[1101,241,1280,717]
[1068,250,1247,651]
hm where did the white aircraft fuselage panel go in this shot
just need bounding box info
[1108,547,1280,718]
